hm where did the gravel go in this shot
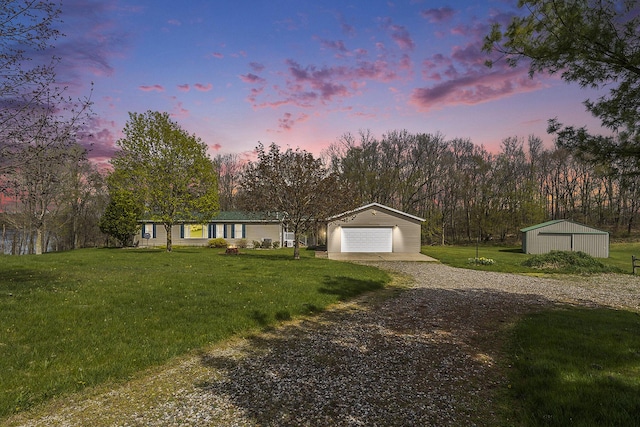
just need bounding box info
[9,263,640,427]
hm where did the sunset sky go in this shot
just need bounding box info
[53,0,607,164]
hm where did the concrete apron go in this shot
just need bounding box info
[326,252,437,262]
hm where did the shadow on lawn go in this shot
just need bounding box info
[318,276,385,301]
[0,269,61,295]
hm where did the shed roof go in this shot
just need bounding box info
[328,202,425,222]
[520,219,607,234]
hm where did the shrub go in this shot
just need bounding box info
[252,240,262,249]
[236,239,248,249]
[522,250,621,273]
[468,257,495,265]
[272,241,280,249]
[262,240,272,249]
[208,238,228,248]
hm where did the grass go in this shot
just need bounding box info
[421,242,640,275]
[501,307,640,426]
[0,247,390,419]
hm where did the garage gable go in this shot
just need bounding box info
[326,203,424,254]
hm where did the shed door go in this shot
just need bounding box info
[341,227,392,252]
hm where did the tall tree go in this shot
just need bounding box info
[108,111,219,252]
[0,0,92,181]
[239,143,349,259]
[484,0,640,163]
[213,153,243,210]
[98,188,142,247]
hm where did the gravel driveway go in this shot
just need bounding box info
[10,263,640,427]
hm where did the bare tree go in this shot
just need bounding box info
[213,153,244,211]
[240,143,350,259]
[0,0,92,183]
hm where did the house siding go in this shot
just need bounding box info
[521,220,609,258]
[136,222,282,248]
[327,205,422,253]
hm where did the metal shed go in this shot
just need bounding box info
[520,219,609,258]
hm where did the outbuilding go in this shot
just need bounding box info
[326,203,424,254]
[520,219,609,258]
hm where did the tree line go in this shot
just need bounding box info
[212,131,640,245]
[1,0,639,253]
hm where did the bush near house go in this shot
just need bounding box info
[208,238,228,248]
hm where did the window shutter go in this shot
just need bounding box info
[213,224,217,238]
[223,225,227,238]
[231,225,235,238]
[152,224,156,238]
[142,225,145,237]
[242,224,246,238]
[208,224,213,239]
[180,224,184,238]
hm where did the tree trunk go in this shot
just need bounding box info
[293,231,300,259]
[165,223,173,252]
[35,228,43,255]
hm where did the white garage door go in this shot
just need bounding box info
[341,227,392,252]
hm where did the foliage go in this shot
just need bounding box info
[108,111,219,252]
[235,238,247,249]
[1,142,102,254]
[501,307,640,426]
[0,0,93,181]
[0,247,389,418]
[272,241,280,249]
[98,190,142,246]
[422,243,637,274]
[468,257,495,265]
[521,250,622,274]
[207,238,228,248]
[484,0,640,165]
[239,143,350,259]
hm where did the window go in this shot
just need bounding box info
[142,223,156,238]
[184,224,206,238]
[216,224,224,238]
[234,224,245,238]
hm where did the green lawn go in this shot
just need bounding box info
[0,247,390,418]
[502,307,640,426]
[422,242,640,274]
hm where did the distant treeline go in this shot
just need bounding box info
[218,130,640,244]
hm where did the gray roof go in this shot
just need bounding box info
[520,219,607,234]
[328,202,425,222]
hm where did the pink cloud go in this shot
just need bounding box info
[239,73,266,84]
[410,68,543,111]
[319,38,348,54]
[77,116,120,163]
[421,7,455,23]
[211,143,222,151]
[169,96,189,118]
[168,19,181,26]
[210,52,224,59]
[139,84,164,92]
[194,83,213,92]
[380,18,415,51]
[177,84,190,92]
[249,62,265,72]
[277,112,310,131]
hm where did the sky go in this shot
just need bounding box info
[51,0,608,165]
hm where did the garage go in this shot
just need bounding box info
[326,203,424,255]
[341,227,393,252]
